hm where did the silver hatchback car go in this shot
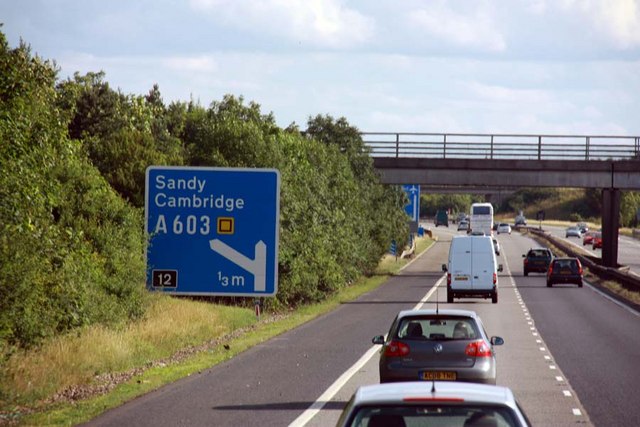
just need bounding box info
[336,381,531,427]
[373,309,504,384]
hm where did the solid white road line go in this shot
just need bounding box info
[287,345,380,427]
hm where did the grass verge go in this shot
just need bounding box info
[1,237,434,426]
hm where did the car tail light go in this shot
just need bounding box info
[384,341,410,357]
[577,260,583,275]
[465,340,492,357]
[547,263,554,277]
[493,272,497,285]
[523,259,528,266]
[447,273,451,286]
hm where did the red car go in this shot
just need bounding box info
[592,232,602,249]
[582,232,594,246]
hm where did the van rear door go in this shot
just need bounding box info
[471,241,494,291]
[449,237,473,291]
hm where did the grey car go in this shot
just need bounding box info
[373,309,504,385]
[336,381,531,427]
[565,226,581,238]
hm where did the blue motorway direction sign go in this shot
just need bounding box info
[402,184,420,222]
[145,166,280,296]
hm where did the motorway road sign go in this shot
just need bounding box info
[145,166,280,296]
[402,184,420,222]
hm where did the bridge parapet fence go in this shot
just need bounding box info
[362,133,640,161]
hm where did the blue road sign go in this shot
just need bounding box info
[402,184,420,222]
[145,166,280,296]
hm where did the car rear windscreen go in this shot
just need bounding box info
[396,316,479,341]
[348,405,522,427]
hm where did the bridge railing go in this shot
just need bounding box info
[361,133,640,160]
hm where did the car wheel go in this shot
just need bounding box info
[524,270,528,276]
[578,281,583,288]
[447,290,453,304]
[492,291,498,304]
[547,281,552,287]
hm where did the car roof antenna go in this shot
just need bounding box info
[436,288,439,315]
[431,378,436,393]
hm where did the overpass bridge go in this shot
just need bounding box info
[363,132,640,267]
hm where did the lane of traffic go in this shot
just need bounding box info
[499,229,640,427]
[305,228,592,426]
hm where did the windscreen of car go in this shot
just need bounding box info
[396,316,478,341]
[347,405,523,427]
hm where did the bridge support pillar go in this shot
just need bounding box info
[601,188,620,268]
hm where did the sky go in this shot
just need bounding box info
[2,0,640,135]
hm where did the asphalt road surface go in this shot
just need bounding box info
[83,226,640,427]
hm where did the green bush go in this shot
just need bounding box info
[1,30,409,348]
[0,33,148,349]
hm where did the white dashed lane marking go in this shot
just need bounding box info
[501,250,588,421]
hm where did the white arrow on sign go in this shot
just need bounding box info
[210,239,267,292]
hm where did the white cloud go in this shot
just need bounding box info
[533,0,640,49]
[524,0,548,15]
[368,110,468,133]
[408,1,506,52]
[465,81,552,104]
[163,56,218,73]
[189,0,374,48]
[594,0,640,48]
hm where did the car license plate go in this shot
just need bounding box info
[420,371,457,381]
[454,276,468,281]
[560,271,570,275]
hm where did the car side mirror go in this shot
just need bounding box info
[491,336,504,346]
[441,264,448,272]
[498,264,503,272]
[372,335,385,345]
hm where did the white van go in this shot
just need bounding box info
[441,235,503,304]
